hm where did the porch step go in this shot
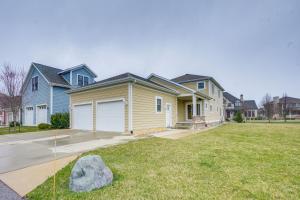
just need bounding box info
[175,122,206,130]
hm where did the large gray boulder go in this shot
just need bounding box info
[69,155,113,192]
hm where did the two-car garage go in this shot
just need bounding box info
[72,99,125,132]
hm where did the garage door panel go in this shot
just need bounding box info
[73,104,93,130]
[25,107,34,126]
[96,100,125,132]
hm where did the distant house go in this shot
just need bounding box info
[0,93,21,126]
[223,92,258,120]
[271,96,300,119]
[21,63,97,126]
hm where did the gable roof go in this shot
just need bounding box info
[32,63,70,86]
[67,72,179,95]
[171,74,224,91]
[279,96,300,104]
[57,64,97,78]
[243,100,258,110]
[147,73,195,93]
[223,92,239,103]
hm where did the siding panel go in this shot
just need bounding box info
[132,84,177,131]
[70,84,128,132]
[53,86,69,114]
[22,68,51,124]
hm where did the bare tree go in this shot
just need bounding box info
[0,63,25,130]
[261,93,273,123]
[282,93,288,122]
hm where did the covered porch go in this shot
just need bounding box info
[176,93,210,129]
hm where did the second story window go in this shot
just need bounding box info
[211,84,215,95]
[197,81,205,90]
[32,76,38,91]
[77,75,89,87]
[218,90,221,98]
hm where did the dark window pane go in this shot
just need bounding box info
[84,76,89,86]
[78,75,83,86]
[157,98,161,112]
[198,82,204,89]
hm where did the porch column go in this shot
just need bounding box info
[202,100,206,116]
[192,94,197,117]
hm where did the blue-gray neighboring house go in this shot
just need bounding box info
[21,62,97,126]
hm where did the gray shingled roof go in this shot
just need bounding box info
[223,92,239,103]
[243,100,258,110]
[32,62,70,86]
[68,72,178,94]
[171,74,224,91]
[279,97,300,104]
[171,74,211,83]
[91,72,175,91]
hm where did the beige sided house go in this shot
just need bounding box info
[67,73,224,134]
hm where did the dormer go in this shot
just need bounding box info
[57,64,97,87]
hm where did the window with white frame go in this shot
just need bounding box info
[211,83,215,95]
[77,75,89,86]
[218,90,221,98]
[155,96,162,113]
[210,105,213,111]
[197,81,205,90]
[32,76,38,91]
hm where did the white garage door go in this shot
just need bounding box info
[24,107,34,126]
[72,103,93,130]
[36,105,48,125]
[96,100,125,132]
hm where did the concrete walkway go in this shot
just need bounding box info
[151,125,222,139]
[0,129,138,197]
[0,155,77,197]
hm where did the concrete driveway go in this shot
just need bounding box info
[0,129,136,174]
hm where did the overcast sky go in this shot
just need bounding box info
[0,0,299,104]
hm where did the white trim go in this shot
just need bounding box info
[147,73,196,93]
[192,94,197,117]
[72,101,94,130]
[196,81,205,90]
[128,83,133,132]
[69,95,72,129]
[72,101,93,107]
[165,103,172,127]
[50,86,53,115]
[155,96,163,113]
[77,74,89,86]
[70,70,73,85]
[95,98,126,104]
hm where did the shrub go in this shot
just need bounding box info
[51,112,69,129]
[9,121,20,127]
[38,123,51,129]
[234,111,243,123]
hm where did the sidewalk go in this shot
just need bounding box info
[0,155,78,197]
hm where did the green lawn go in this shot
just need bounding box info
[28,123,300,200]
[0,126,41,135]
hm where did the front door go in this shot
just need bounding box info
[166,103,172,128]
[187,104,193,120]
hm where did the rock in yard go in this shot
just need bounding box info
[69,155,113,192]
